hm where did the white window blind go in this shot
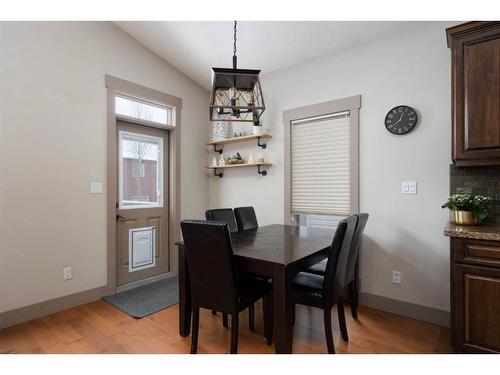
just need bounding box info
[291,111,351,216]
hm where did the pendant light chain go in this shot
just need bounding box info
[233,21,237,57]
[232,21,238,69]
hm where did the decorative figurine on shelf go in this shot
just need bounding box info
[248,153,256,164]
[211,156,218,167]
[256,155,265,163]
[227,152,244,165]
[218,153,226,166]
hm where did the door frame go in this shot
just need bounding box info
[105,75,182,295]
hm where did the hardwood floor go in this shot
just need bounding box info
[0,300,453,354]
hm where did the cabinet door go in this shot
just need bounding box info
[452,33,500,165]
[453,264,500,352]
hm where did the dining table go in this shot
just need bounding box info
[175,223,337,354]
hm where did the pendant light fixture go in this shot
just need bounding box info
[209,21,265,122]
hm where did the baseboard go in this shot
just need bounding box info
[0,286,450,331]
[359,292,450,327]
[116,272,172,293]
[0,286,108,330]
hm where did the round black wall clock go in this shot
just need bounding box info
[384,105,418,135]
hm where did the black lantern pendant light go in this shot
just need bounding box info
[209,21,265,122]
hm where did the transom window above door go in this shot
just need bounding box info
[118,131,164,209]
[115,95,173,126]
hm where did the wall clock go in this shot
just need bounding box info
[384,105,418,135]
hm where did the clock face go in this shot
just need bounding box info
[384,105,418,135]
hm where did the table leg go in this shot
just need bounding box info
[272,267,294,353]
[178,244,191,337]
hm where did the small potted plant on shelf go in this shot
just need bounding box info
[441,193,493,225]
[253,118,263,135]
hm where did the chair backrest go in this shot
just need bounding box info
[234,206,259,231]
[205,208,238,233]
[345,213,369,284]
[323,215,358,306]
[180,220,238,313]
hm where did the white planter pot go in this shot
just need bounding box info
[253,126,262,135]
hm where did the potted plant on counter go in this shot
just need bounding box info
[441,193,493,225]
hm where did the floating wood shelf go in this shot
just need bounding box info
[207,133,272,153]
[207,163,272,178]
[207,133,272,146]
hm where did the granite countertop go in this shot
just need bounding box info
[444,222,500,241]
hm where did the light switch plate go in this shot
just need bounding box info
[402,181,417,194]
[90,182,103,194]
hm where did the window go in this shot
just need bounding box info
[283,96,360,227]
[119,131,163,209]
[291,112,351,216]
[115,95,172,125]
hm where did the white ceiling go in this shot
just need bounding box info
[115,21,425,91]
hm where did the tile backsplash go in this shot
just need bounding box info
[450,164,500,224]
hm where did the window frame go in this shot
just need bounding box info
[105,74,182,295]
[283,95,361,225]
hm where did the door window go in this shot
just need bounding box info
[119,131,163,209]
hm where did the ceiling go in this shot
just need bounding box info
[115,21,425,91]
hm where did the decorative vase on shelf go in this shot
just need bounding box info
[218,154,226,166]
[450,210,481,226]
[212,121,227,141]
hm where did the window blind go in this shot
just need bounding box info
[291,112,351,216]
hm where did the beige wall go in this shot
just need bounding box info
[0,22,209,313]
[208,22,457,312]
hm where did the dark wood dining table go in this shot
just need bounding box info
[176,224,336,354]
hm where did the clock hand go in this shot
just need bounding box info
[392,113,404,126]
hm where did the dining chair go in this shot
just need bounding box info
[180,220,273,354]
[302,213,369,319]
[205,208,238,233]
[205,208,239,320]
[234,206,259,231]
[291,215,357,354]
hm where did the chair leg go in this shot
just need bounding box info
[262,295,273,345]
[323,307,335,354]
[349,281,358,319]
[337,297,349,342]
[248,303,255,331]
[212,310,217,315]
[291,302,296,325]
[230,313,239,354]
[191,307,200,354]
[223,313,228,328]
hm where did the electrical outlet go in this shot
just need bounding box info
[392,270,401,284]
[63,266,72,281]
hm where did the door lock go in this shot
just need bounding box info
[116,214,127,221]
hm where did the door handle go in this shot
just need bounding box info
[116,214,127,221]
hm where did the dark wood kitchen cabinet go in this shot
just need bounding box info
[447,22,500,166]
[450,236,500,353]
